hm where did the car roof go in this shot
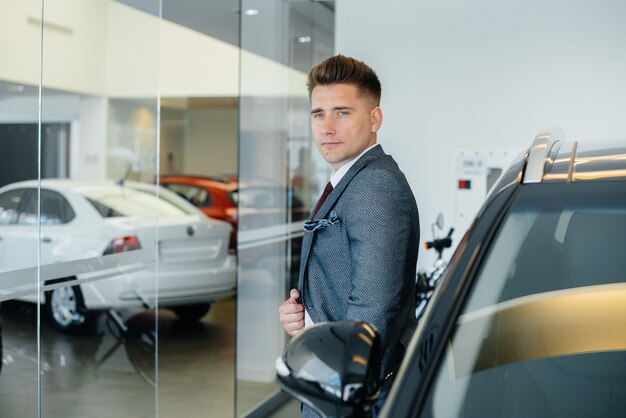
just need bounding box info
[158,175,238,191]
[161,174,233,183]
[522,129,626,184]
[2,179,160,193]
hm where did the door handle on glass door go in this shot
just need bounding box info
[41,237,52,243]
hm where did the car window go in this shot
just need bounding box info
[80,185,198,218]
[16,189,38,225]
[86,198,124,218]
[162,183,212,207]
[15,189,75,225]
[420,182,626,418]
[41,190,75,224]
[0,189,26,225]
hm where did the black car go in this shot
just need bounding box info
[277,128,626,417]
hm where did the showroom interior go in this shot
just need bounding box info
[1,0,626,417]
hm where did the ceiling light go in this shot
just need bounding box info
[243,9,260,16]
[297,36,312,43]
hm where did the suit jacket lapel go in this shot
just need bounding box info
[298,145,385,293]
[314,145,385,220]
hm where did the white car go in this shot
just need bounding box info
[0,179,236,332]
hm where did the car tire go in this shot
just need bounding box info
[45,284,97,333]
[171,303,211,321]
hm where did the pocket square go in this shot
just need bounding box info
[303,210,339,232]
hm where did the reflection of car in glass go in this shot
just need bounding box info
[158,175,310,228]
[235,183,309,287]
[159,175,308,284]
[235,183,309,227]
[276,130,626,417]
[0,180,236,333]
[159,175,238,254]
[158,175,238,227]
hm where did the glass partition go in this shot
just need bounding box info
[157,1,239,417]
[0,0,322,416]
[236,0,334,415]
[38,0,161,416]
[0,3,41,413]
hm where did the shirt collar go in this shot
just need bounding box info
[329,144,379,187]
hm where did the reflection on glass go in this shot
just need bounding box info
[421,184,626,418]
[237,0,335,416]
[157,0,241,416]
[34,0,162,416]
[0,2,42,414]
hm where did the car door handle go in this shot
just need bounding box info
[41,237,53,243]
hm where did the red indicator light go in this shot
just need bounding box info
[458,180,472,190]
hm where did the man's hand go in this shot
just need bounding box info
[278,289,305,335]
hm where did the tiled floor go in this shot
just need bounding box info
[0,299,296,418]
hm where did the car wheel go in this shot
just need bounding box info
[171,303,211,321]
[45,285,96,333]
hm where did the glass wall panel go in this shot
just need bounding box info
[39,0,160,416]
[237,1,334,416]
[157,1,239,417]
[0,0,45,415]
[2,1,242,417]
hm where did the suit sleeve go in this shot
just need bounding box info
[343,168,415,349]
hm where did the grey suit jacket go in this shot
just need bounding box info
[298,145,419,379]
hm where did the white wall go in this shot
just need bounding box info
[336,0,626,268]
[76,96,107,180]
[0,0,107,94]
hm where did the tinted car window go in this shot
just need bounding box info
[420,182,626,418]
[86,198,124,218]
[0,189,25,224]
[42,190,75,224]
[15,189,75,225]
[17,189,38,225]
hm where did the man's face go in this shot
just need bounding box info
[310,83,382,171]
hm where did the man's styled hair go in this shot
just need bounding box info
[307,54,382,105]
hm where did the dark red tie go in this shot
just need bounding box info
[312,181,333,218]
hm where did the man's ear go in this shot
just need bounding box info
[370,106,383,133]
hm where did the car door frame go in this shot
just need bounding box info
[382,164,524,418]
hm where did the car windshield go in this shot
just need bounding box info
[420,181,626,418]
[80,185,198,218]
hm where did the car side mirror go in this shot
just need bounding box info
[275,320,381,418]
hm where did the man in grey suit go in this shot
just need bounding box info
[279,55,419,415]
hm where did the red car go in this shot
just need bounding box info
[159,175,238,254]
[158,175,238,227]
